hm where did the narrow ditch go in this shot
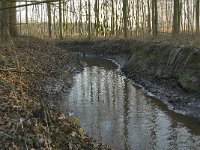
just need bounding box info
[66,56,200,150]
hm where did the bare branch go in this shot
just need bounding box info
[0,0,61,11]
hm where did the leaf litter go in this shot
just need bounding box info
[0,36,111,149]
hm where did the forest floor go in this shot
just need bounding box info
[0,36,110,149]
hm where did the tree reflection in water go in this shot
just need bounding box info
[68,57,200,150]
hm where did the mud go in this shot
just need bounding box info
[57,39,200,121]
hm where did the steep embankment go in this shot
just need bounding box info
[58,39,200,121]
[0,36,110,149]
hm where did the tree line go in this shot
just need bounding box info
[0,0,199,39]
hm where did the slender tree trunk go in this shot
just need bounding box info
[47,0,52,37]
[103,0,108,37]
[147,0,151,33]
[0,1,1,34]
[59,0,63,39]
[136,0,140,36]
[79,0,83,36]
[9,0,18,37]
[94,0,100,36]
[187,0,190,34]
[53,5,56,36]
[65,3,68,35]
[178,0,182,33]
[88,0,91,39]
[0,1,9,40]
[165,0,169,32]
[196,0,199,33]
[19,8,22,35]
[40,4,43,36]
[131,0,134,36]
[123,0,128,37]
[115,0,118,36]
[85,1,88,37]
[72,1,75,37]
[173,0,180,35]
[25,0,29,35]
[127,1,131,35]
[111,0,115,36]
[152,0,158,37]
[62,1,66,37]
[118,0,121,35]
[141,1,145,35]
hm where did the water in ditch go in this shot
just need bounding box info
[67,56,200,150]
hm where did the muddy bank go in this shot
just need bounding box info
[58,39,200,121]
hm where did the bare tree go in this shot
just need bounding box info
[173,0,180,35]
[147,0,151,33]
[9,0,18,36]
[0,1,9,40]
[88,0,91,39]
[152,0,158,37]
[59,0,63,39]
[111,0,115,36]
[123,0,128,37]
[79,0,83,36]
[0,0,198,38]
[47,0,52,37]
[196,0,199,33]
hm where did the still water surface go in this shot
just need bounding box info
[68,57,200,150]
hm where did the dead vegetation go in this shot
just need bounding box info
[0,36,110,149]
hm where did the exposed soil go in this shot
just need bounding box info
[57,38,200,121]
[0,36,110,149]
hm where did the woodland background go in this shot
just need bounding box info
[0,0,199,39]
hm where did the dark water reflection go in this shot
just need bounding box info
[68,57,200,150]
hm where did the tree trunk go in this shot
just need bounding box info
[25,0,29,35]
[123,0,128,37]
[0,1,1,32]
[0,1,9,40]
[178,0,182,33]
[9,0,17,37]
[103,0,108,37]
[47,0,52,37]
[79,0,83,36]
[196,0,199,33]
[147,0,151,33]
[94,0,99,36]
[111,0,115,36]
[59,0,63,39]
[136,0,140,36]
[88,0,91,39]
[115,0,118,36]
[152,0,158,37]
[173,0,180,35]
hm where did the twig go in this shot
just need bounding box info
[0,132,15,140]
